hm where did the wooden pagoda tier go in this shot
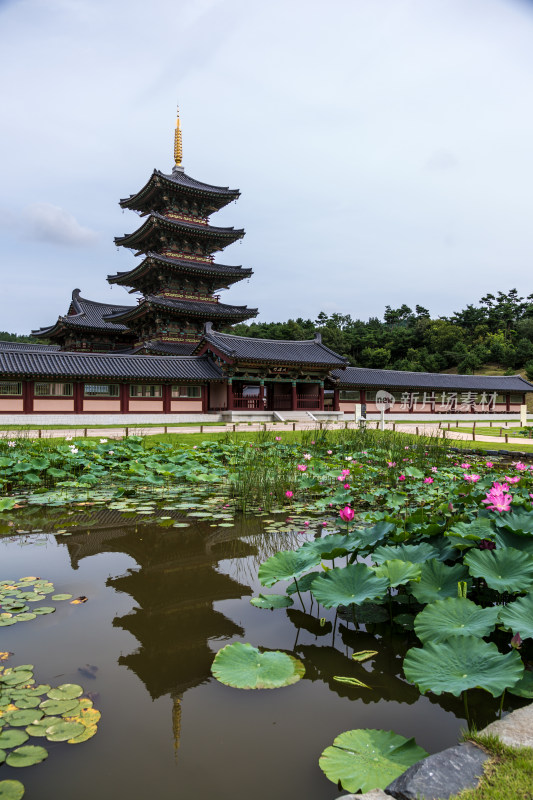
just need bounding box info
[107,252,253,294]
[32,289,136,352]
[119,167,240,216]
[114,212,244,256]
[103,294,257,347]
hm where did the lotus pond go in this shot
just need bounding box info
[0,428,532,798]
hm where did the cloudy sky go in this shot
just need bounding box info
[1,0,533,334]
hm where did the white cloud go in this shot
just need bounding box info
[22,203,98,246]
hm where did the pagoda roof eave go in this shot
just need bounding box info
[104,296,258,325]
[114,213,245,251]
[119,169,240,212]
[32,290,135,338]
[107,253,253,286]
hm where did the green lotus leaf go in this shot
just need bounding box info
[409,560,469,604]
[373,560,421,588]
[404,637,524,697]
[414,598,499,643]
[447,518,495,547]
[464,548,533,593]
[50,594,72,601]
[47,684,83,701]
[496,511,533,535]
[45,721,85,742]
[498,594,533,640]
[13,696,41,709]
[67,724,97,744]
[21,594,46,603]
[6,745,48,768]
[351,521,396,549]
[258,549,319,587]
[319,728,428,793]
[0,750,5,765]
[39,698,78,716]
[0,730,28,749]
[0,780,25,799]
[250,594,294,609]
[494,529,533,556]
[333,676,371,689]
[372,543,439,565]
[286,571,321,595]
[299,533,356,560]
[14,614,36,623]
[311,564,389,609]
[4,710,43,727]
[507,671,533,699]
[211,642,305,689]
[31,607,55,615]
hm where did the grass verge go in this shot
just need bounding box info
[455,734,533,799]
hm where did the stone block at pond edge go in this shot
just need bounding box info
[384,742,488,800]
[478,703,533,749]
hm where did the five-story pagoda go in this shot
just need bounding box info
[107,111,257,354]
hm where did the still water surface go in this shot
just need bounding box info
[0,508,509,800]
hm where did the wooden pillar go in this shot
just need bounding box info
[73,383,83,414]
[259,382,265,410]
[291,381,297,411]
[506,393,511,413]
[163,384,171,414]
[333,387,340,411]
[319,382,324,411]
[227,379,234,411]
[23,380,34,413]
[201,384,208,412]
[120,384,129,413]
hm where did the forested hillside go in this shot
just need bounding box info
[230,289,533,378]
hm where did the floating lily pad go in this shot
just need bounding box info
[47,684,83,701]
[319,728,428,793]
[51,594,72,601]
[68,724,97,744]
[404,636,524,697]
[32,608,55,616]
[250,594,294,609]
[4,710,43,727]
[25,717,62,737]
[0,780,25,799]
[39,698,78,716]
[6,745,48,768]
[45,721,85,742]
[13,696,41,709]
[211,642,305,689]
[0,672,33,687]
[414,598,499,644]
[0,730,28,748]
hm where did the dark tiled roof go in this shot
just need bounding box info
[0,350,223,381]
[196,330,348,366]
[128,341,197,356]
[107,252,252,285]
[32,290,134,336]
[105,296,257,323]
[114,213,244,250]
[119,168,240,210]
[331,366,533,392]
[0,341,61,352]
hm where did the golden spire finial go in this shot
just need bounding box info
[174,106,183,168]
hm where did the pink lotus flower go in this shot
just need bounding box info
[322,521,328,527]
[431,466,438,473]
[461,463,471,469]
[341,469,350,477]
[424,477,434,484]
[285,491,293,498]
[485,461,493,468]
[339,506,355,523]
[483,482,513,513]
[327,450,333,455]
[343,483,350,489]
[387,461,396,468]
[504,476,520,484]
[304,521,310,526]
[398,474,406,481]
[303,453,312,460]
[530,493,533,502]
[275,436,281,441]
[463,474,481,483]
[297,464,307,472]
[311,441,315,445]
[515,462,527,471]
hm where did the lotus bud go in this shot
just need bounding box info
[457,581,468,599]
[511,632,522,650]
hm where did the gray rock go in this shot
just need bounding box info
[334,791,393,800]
[384,742,488,800]
[479,703,533,748]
